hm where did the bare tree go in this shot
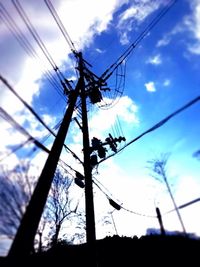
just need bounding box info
[0,161,35,239]
[45,170,80,247]
[0,162,85,252]
[148,154,187,235]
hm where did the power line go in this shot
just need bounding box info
[44,0,77,55]
[0,106,78,183]
[0,3,66,99]
[99,95,200,164]
[92,176,156,218]
[11,0,72,93]
[0,75,82,164]
[0,108,49,155]
[164,197,200,215]
[100,0,178,82]
[0,138,32,163]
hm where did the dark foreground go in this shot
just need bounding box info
[1,235,200,266]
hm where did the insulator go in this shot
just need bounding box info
[75,178,85,188]
[91,137,101,150]
[90,154,98,167]
[75,171,85,180]
[118,136,126,142]
[89,88,103,104]
[108,199,121,210]
[98,146,107,158]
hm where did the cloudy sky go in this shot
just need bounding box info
[0,0,200,255]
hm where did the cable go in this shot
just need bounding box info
[11,0,72,93]
[0,138,32,163]
[0,75,82,164]
[0,107,79,178]
[164,197,200,215]
[0,108,49,154]
[94,180,156,218]
[99,95,200,164]
[120,206,156,218]
[0,3,66,99]
[44,0,77,54]
[93,176,156,218]
[100,0,178,82]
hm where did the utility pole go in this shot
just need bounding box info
[79,52,96,244]
[8,73,80,258]
[156,207,165,236]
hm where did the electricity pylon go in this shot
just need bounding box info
[8,52,96,257]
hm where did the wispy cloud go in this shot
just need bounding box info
[145,81,156,92]
[163,79,171,87]
[146,54,162,65]
[117,0,162,45]
[156,0,200,55]
[95,48,105,54]
[185,0,200,55]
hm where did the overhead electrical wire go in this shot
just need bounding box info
[92,176,156,218]
[99,95,200,164]
[0,75,82,164]
[97,0,178,108]
[100,0,178,82]
[0,107,78,178]
[11,0,73,93]
[0,107,49,155]
[0,138,32,163]
[0,106,157,219]
[164,197,200,215]
[44,0,77,55]
[0,3,65,99]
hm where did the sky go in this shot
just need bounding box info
[0,0,200,255]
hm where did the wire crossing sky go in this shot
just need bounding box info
[0,0,200,254]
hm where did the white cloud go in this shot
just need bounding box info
[163,79,171,87]
[70,95,139,148]
[185,1,200,55]
[0,0,129,170]
[117,0,162,45]
[146,54,162,65]
[144,81,156,92]
[95,48,105,54]
[156,35,171,47]
[156,1,200,55]
[0,0,127,110]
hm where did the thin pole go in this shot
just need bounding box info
[156,207,165,236]
[8,81,80,258]
[163,172,187,235]
[110,210,118,235]
[79,52,96,244]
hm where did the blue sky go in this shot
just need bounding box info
[0,0,200,254]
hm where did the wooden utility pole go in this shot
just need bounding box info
[8,52,97,261]
[156,207,166,236]
[8,75,80,258]
[79,52,96,244]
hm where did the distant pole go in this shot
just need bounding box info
[8,79,80,258]
[110,210,118,235]
[156,207,165,236]
[162,172,187,235]
[79,52,96,244]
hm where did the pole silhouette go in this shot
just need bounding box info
[8,75,80,258]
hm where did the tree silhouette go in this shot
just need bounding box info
[0,162,82,252]
[148,153,187,235]
[45,170,82,247]
[0,161,35,239]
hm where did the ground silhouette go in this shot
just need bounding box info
[1,234,199,266]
